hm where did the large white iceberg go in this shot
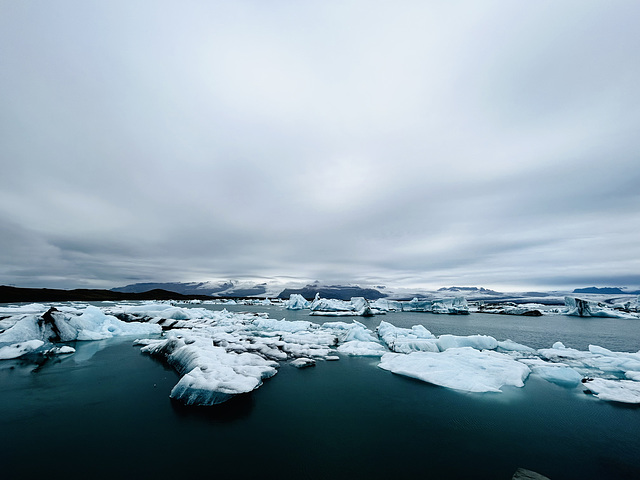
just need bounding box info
[0,306,161,357]
[378,347,530,393]
[309,295,377,316]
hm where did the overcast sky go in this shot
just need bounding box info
[1,1,639,291]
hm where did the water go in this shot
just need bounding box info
[1,306,639,479]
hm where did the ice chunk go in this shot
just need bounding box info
[337,341,388,356]
[369,298,403,312]
[377,321,438,353]
[142,334,279,406]
[0,340,45,359]
[564,297,636,318]
[583,378,640,404]
[379,347,530,393]
[400,298,432,312]
[437,334,498,351]
[497,339,537,354]
[531,364,583,387]
[250,317,313,333]
[431,297,469,314]
[290,357,316,368]
[284,294,311,310]
[322,320,377,343]
[0,306,161,348]
[44,345,76,356]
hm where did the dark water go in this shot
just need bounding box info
[1,307,639,479]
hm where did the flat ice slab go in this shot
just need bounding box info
[583,378,640,404]
[378,347,530,393]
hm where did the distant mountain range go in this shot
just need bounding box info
[0,285,212,303]
[573,287,640,295]
[437,286,501,295]
[112,281,387,301]
[112,281,269,298]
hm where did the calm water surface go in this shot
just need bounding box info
[1,305,639,479]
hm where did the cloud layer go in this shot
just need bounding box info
[1,1,639,290]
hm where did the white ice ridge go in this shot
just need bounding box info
[3,302,640,405]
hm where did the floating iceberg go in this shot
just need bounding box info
[377,321,438,353]
[378,347,530,393]
[564,297,637,319]
[309,295,377,316]
[0,306,161,359]
[141,334,278,405]
[431,297,469,314]
[284,294,311,310]
[478,303,544,316]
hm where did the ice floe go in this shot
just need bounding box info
[378,348,530,393]
[582,378,640,404]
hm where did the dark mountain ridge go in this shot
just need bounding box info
[0,286,211,303]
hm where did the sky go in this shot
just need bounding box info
[1,1,639,292]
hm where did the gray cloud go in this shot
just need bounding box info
[1,1,639,291]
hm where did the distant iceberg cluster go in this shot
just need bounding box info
[2,302,640,405]
[284,294,470,315]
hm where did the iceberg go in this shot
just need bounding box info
[378,347,530,393]
[0,306,161,350]
[284,294,311,310]
[564,297,637,319]
[369,298,403,312]
[400,298,432,312]
[142,335,279,405]
[377,321,438,353]
[431,297,469,314]
[309,295,377,316]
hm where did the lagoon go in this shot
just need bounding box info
[1,305,639,479]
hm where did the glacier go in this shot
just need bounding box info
[2,301,640,405]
